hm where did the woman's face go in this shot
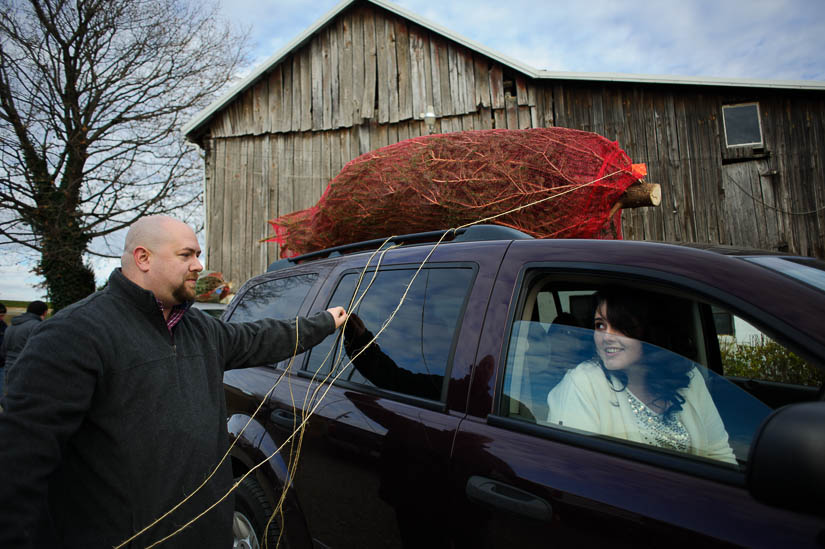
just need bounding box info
[593,301,643,372]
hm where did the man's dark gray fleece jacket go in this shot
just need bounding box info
[0,269,336,548]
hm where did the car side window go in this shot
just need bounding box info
[306,267,474,401]
[499,276,792,467]
[227,273,319,323]
[716,309,823,387]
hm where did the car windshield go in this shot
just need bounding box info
[743,256,825,292]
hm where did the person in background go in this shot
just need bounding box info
[0,215,348,549]
[1,300,48,390]
[0,302,6,371]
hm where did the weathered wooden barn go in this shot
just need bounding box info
[183,0,825,286]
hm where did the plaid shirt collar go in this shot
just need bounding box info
[155,299,192,333]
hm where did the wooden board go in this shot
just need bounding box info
[409,25,427,120]
[361,9,376,120]
[395,19,412,121]
[329,23,340,129]
[299,48,312,132]
[222,139,238,278]
[386,18,400,124]
[475,55,491,109]
[208,139,225,269]
[268,65,282,133]
[375,17,389,123]
[265,135,279,265]
[429,36,445,116]
[351,9,364,121]
[447,44,461,115]
[489,65,504,111]
[339,13,353,127]
[505,94,518,129]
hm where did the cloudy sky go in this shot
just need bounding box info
[2,0,824,301]
[225,0,825,81]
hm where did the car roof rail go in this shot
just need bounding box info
[265,224,532,272]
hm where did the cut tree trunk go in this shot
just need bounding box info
[610,181,661,217]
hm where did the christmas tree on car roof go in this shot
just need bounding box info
[266,127,658,258]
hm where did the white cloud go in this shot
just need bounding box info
[220,0,825,81]
[0,262,47,302]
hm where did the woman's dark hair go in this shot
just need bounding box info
[593,287,693,416]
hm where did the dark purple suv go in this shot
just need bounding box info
[221,226,825,549]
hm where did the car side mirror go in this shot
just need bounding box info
[746,401,825,516]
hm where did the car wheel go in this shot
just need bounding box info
[233,475,287,549]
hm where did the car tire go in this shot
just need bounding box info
[233,475,287,549]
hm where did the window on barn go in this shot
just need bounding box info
[722,103,763,148]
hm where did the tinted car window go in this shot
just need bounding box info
[306,267,473,400]
[228,273,319,323]
[718,312,822,387]
[500,280,786,466]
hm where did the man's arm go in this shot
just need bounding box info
[217,307,347,370]
[342,314,442,400]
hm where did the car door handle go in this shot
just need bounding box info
[270,409,298,429]
[466,475,552,521]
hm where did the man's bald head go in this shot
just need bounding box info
[121,216,190,269]
[120,215,203,307]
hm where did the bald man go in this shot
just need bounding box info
[0,215,348,549]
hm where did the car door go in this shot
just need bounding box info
[264,243,505,549]
[450,242,825,548]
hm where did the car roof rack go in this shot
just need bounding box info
[265,224,532,272]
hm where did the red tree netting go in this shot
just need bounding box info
[267,127,646,258]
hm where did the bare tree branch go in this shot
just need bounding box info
[0,0,248,309]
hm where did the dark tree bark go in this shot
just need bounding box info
[0,0,248,309]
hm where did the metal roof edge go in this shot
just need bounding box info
[534,70,825,90]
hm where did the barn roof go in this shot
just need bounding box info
[183,0,825,139]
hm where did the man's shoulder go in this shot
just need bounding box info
[47,288,126,329]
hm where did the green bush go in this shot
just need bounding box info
[720,335,824,387]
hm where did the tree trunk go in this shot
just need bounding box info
[39,236,96,311]
[33,194,96,311]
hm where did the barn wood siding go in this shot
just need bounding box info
[201,4,825,285]
[209,5,516,138]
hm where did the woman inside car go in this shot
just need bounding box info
[546,287,737,464]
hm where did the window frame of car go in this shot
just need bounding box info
[489,260,824,487]
[223,263,335,369]
[296,260,480,410]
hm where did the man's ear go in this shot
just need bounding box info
[133,246,152,273]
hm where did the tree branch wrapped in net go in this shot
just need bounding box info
[267,127,648,258]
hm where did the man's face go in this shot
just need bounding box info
[147,222,203,306]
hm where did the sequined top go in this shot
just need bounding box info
[625,389,691,452]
